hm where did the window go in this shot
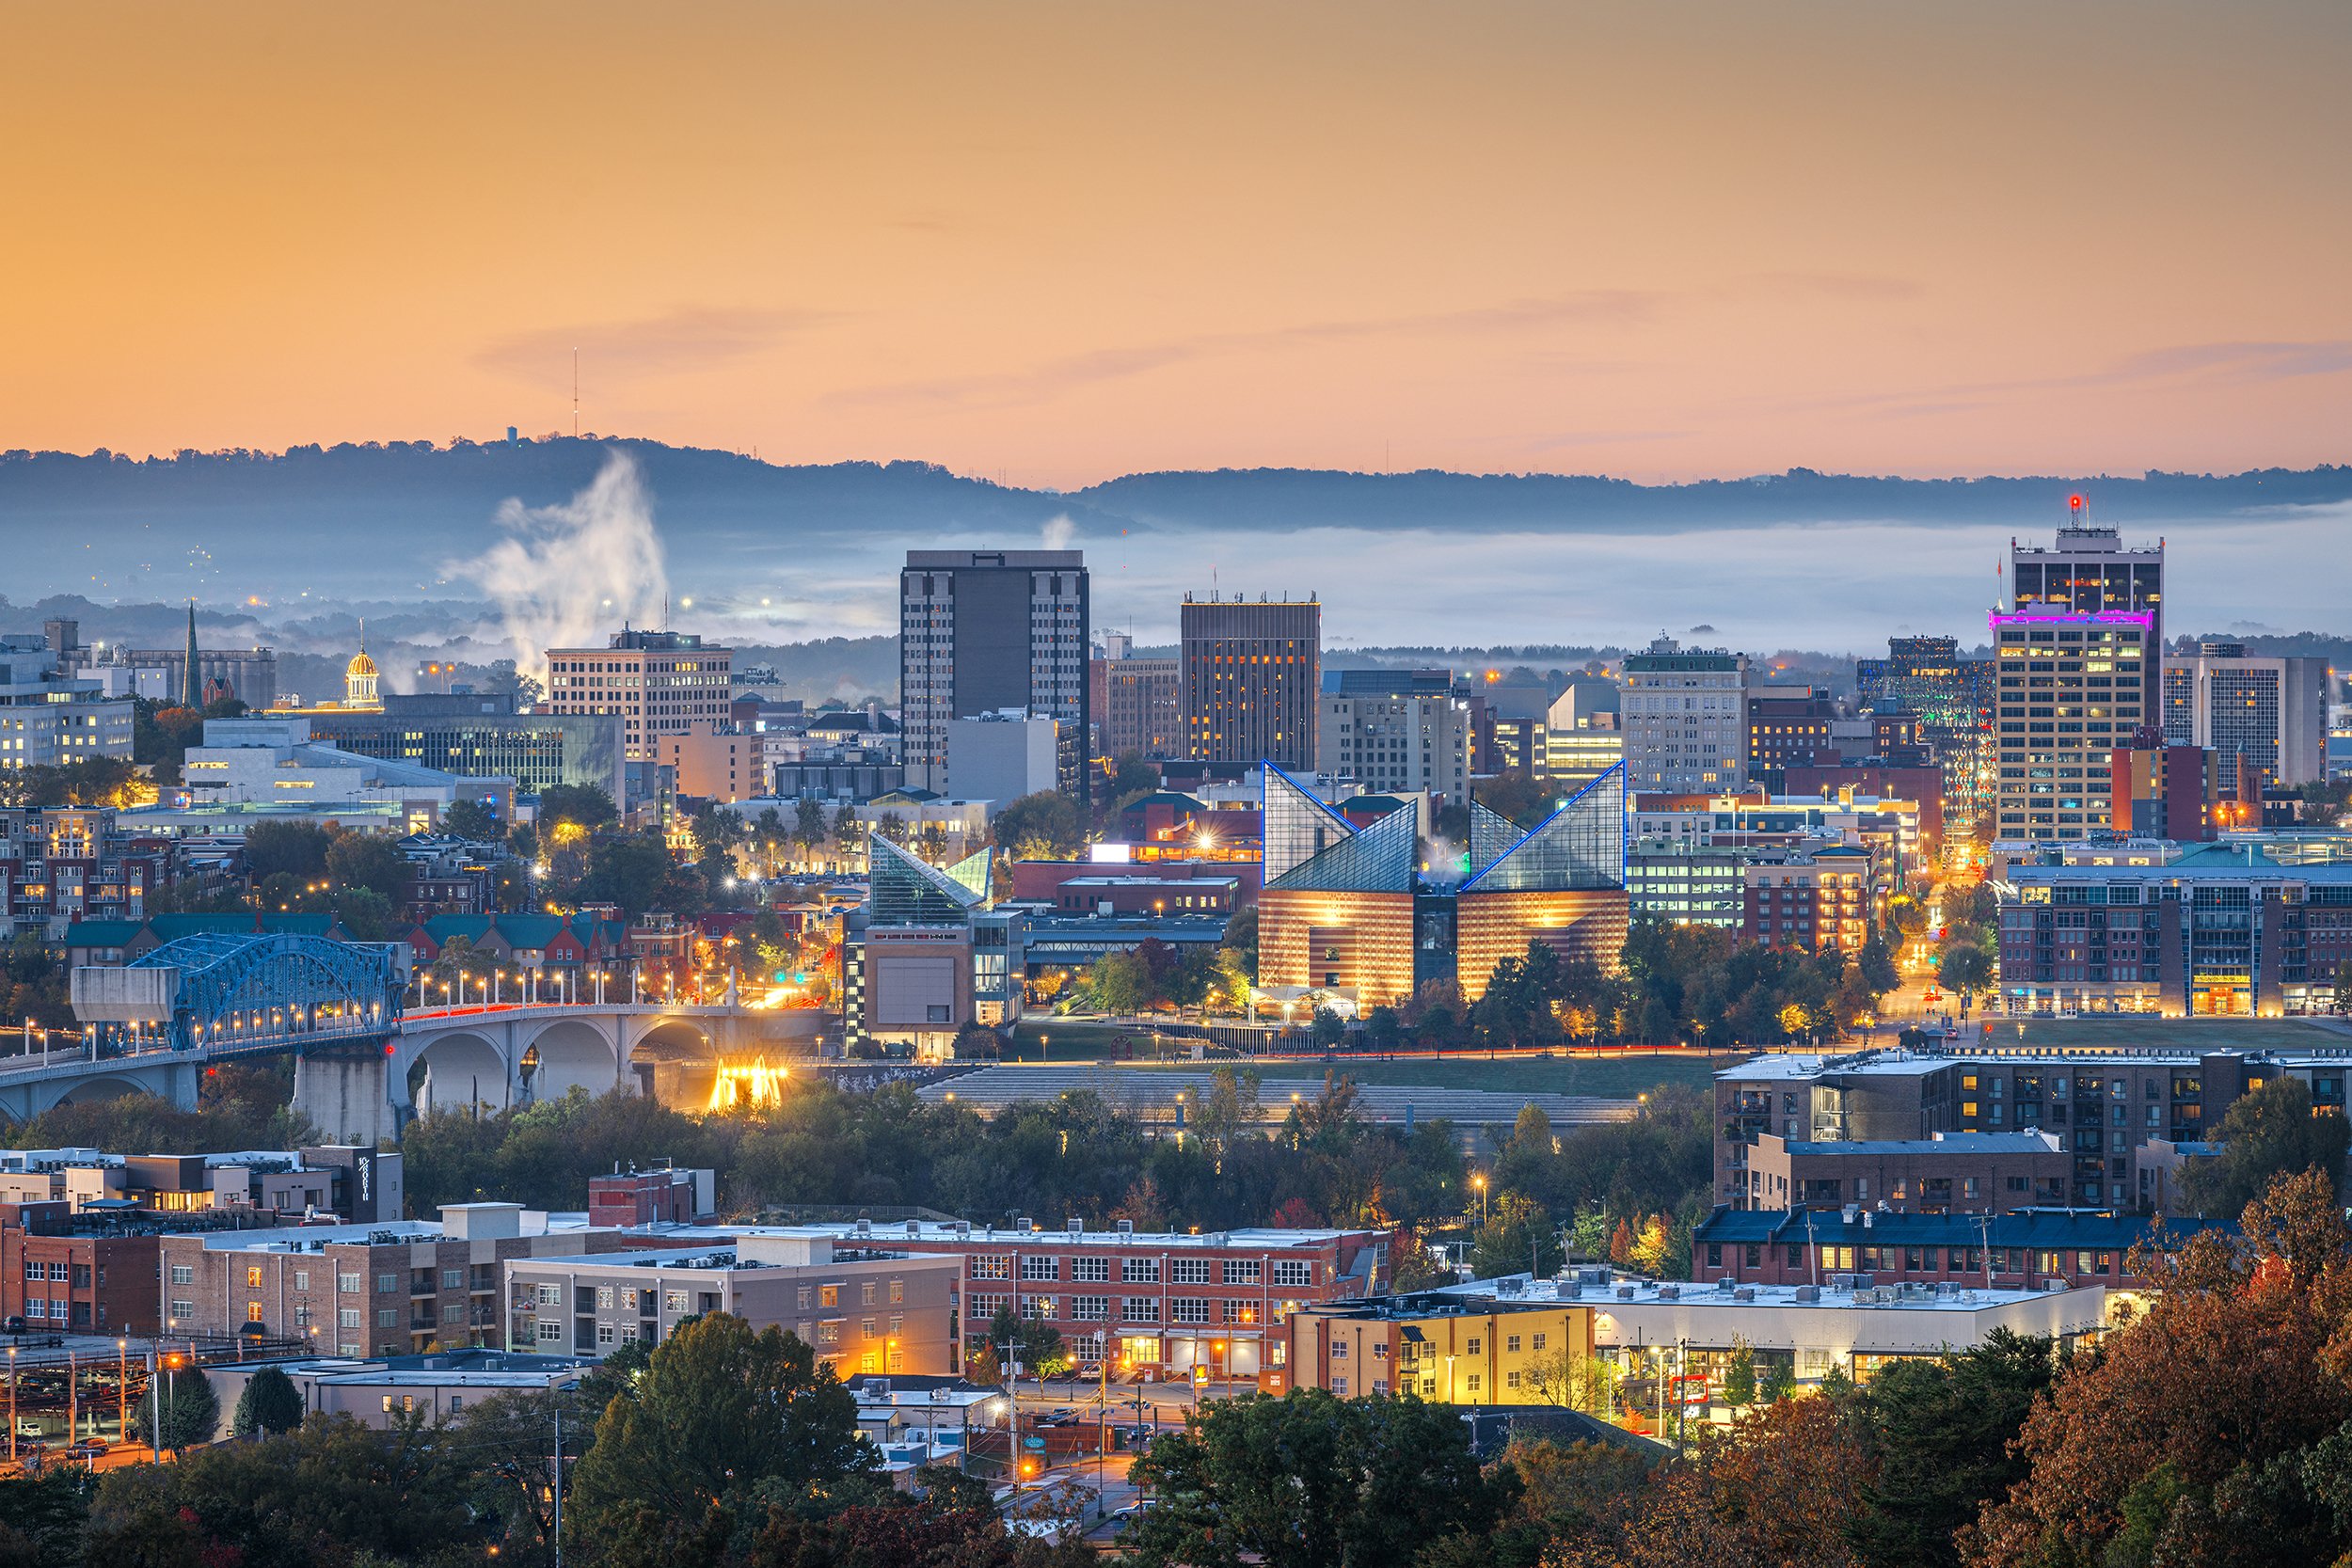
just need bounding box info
[1073,1296,1109,1321]
[1223,1299,1256,1324]
[1506,1335,1521,1353]
[170,1264,194,1287]
[246,1302,263,1323]
[663,1290,689,1314]
[377,1273,398,1294]
[1466,1337,1483,1355]
[376,1307,398,1328]
[1222,1259,1262,1286]
[443,1303,466,1323]
[1466,1374,1482,1392]
[246,1265,263,1289]
[889,1279,905,1303]
[1170,1258,1211,1285]
[293,1270,310,1291]
[1073,1257,1110,1283]
[1122,1258,1160,1284]
[863,1318,879,1340]
[1123,1297,1160,1323]
[819,1285,840,1308]
[596,1287,614,1308]
[1533,1333,1548,1351]
[537,1320,561,1341]
[1020,1255,1057,1282]
[797,1287,813,1310]
[170,1298,195,1319]
[536,1283,561,1307]
[340,1307,361,1329]
[1272,1260,1313,1288]
[972,1256,1012,1281]
[1171,1299,1211,1323]
[444,1269,466,1291]
[1021,1296,1057,1321]
[862,1280,879,1306]
[816,1321,842,1346]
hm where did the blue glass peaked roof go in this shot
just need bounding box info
[868,833,987,926]
[1265,797,1419,895]
[1261,763,1359,885]
[1462,765,1625,893]
[946,847,994,902]
[1470,801,1521,875]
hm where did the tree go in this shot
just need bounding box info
[230,1366,304,1438]
[1849,1331,2056,1568]
[1722,1336,1756,1412]
[1759,1356,1796,1404]
[135,1362,218,1451]
[333,884,395,942]
[325,831,408,904]
[243,819,335,882]
[1937,940,1993,1000]
[580,832,677,918]
[1311,1005,1346,1048]
[566,1312,868,1554]
[1123,1389,1516,1568]
[914,821,950,863]
[833,803,862,857]
[993,790,1086,860]
[1964,1174,2352,1568]
[1521,1343,1617,1415]
[536,783,618,831]
[2182,1073,2351,1215]
[794,798,830,863]
[440,798,501,841]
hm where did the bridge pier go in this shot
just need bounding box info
[294,1051,398,1148]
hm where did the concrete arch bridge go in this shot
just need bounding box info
[15,933,818,1142]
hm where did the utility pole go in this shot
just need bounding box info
[551,1398,564,1568]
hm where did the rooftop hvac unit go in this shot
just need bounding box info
[1117,1220,1134,1239]
[1794,1285,1821,1303]
[1614,1285,1636,1301]
[1068,1217,1084,1237]
[1656,1284,1680,1301]
[906,1220,920,1236]
[1715,1276,1736,1292]
[1733,1287,1756,1303]
[953,1220,971,1238]
[855,1218,871,1237]
[1017,1216,1034,1232]
[1559,1283,1582,1300]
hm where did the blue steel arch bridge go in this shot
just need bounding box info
[79,932,405,1058]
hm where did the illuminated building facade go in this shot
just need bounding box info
[1991,610,2152,844]
[1182,596,1321,769]
[842,836,1023,1058]
[1454,767,1629,1000]
[1256,767,1418,1006]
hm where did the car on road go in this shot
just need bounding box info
[67,1439,108,1465]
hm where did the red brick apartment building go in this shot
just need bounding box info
[794,1220,1390,1385]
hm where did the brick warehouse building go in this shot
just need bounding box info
[1690,1207,2233,1293]
[789,1219,1391,1386]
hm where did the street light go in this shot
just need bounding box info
[1471,1173,1487,1227]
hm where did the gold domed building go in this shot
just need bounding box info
[343,644,380,709]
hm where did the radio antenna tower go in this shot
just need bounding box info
[572,348,580,438]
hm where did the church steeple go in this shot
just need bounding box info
[181,602,200,710]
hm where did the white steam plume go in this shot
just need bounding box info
[448,452,670,686]
[1041,514,1076,552]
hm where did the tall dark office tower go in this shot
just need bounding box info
[1181,594,1321,768]
[900,550,1089,801]
[1857,635,1997,843]
[2009,513,2165,713]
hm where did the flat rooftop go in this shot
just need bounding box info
[1773,1132,2061,1156]
[1442,1274,2067,1312]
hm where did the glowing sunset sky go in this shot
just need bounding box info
[7,2,2348,486]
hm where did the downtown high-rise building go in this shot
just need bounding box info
[544,628,733,764]
[1994,517,2165,842]
[2008,515,2165,713]
[1618,636,1748,792]
[900,550,1089,800]
[1857,635,1997,843]
[2161,641,2329,790]
[1180,594,1321,768]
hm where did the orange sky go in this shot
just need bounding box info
[6,1,2348,486]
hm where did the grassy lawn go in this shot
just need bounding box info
[1989,1016,2347,1052]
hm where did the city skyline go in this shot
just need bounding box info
[5,4,2349,484]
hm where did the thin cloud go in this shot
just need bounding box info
[834,290,1666,410]
[1782,338,2352,421]
[1746,271,1926,302]
[474,306,833,383]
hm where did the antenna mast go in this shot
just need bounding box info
[572,347,580,438]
